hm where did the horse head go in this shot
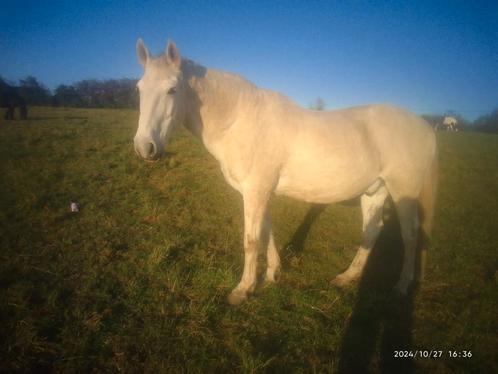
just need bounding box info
[134,39,185,161]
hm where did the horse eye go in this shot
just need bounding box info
[168,87,177,95]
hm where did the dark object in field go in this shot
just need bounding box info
[1,82,28,120]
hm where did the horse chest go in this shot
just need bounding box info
[219,164,242,193]
[202,141,241,193]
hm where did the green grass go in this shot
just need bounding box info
[1,107,497,372]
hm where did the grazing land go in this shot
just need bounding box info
[1,107,497,372]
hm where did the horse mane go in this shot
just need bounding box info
[191,60,298,110]
[181,58,207,79]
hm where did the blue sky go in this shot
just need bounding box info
[1,0,497,120]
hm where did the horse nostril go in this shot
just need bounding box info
[146,142,156,158]
[145,143,153,157]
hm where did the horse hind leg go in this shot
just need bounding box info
[332,184,388,287]
[392,197,420,294]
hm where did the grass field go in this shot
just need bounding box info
[1,107,497,373]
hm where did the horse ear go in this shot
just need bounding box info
[136,38,149,66]
[166,40,181,69]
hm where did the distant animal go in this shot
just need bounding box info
[133,39,438,305]
[1,82,28,120]
[436,116,458,131]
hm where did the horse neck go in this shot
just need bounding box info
[182,65,255,146]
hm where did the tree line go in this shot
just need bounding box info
[1,76,138,109]
[1,75,497,132]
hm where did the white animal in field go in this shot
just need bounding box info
[133,39,438,305]
[436,116,458,131]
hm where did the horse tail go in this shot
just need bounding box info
[417,150,438,280]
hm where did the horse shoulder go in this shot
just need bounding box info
[208,111,286,193]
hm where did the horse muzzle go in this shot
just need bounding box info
[134,138,162,161]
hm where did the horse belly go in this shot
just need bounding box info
[275,147,378,204]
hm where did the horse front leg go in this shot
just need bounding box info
[227,189,270,305]
[263,213,280,283]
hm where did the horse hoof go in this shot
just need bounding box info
[331,274,352,287]
[264,268,281,284]
[227,289,247,306]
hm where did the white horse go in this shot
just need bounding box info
[133,39,438,305]
[443,116,458,131]
[436,116,458,131]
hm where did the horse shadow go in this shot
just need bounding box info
[282,198,359,254]
[283,203,327,254]
[284,199,416,373]
[337,198,416,373]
